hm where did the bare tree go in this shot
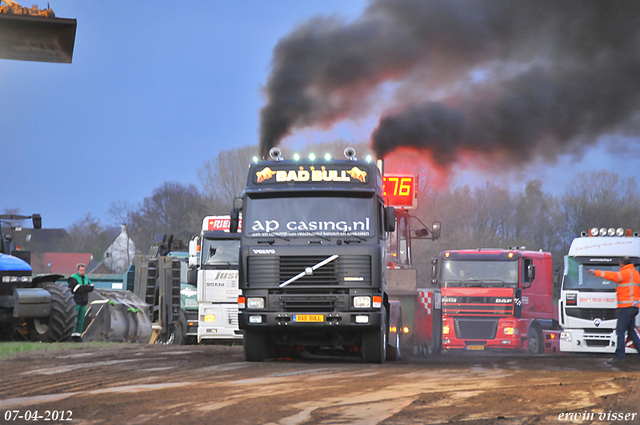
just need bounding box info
[560,170,640,239]
[66,214,115,260]
[124,182,210,253]
[198,146,259,211]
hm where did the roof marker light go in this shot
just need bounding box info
[616,228,624,236]
[309,153,316,161]
[325,153,331,160]
[607,228,615,236]
[293,153,300,161]
[590,227,598,237]
[599,227,607,236]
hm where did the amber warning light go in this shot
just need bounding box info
[383,175,417,209]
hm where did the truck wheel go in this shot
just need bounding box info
[27,282,76,342]
[362,307,387,364]
[528,325,542,355]
[244,330,267,362]
[386,331,401,361]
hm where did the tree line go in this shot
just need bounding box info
[6,143,639,274]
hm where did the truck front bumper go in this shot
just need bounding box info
[239,311,383,331]
[559,328,623,353]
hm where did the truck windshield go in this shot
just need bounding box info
[201,239,239,266]
[244,196,376,238]
[562,257,619,291]
[442,260,518,287]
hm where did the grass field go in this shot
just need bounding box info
[0,342,118,359]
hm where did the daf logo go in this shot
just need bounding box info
[253,249,276,254]
[594,318,601,327]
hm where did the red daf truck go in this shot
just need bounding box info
[431,248,559,354]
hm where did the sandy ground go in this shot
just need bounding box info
[0,345,639,425]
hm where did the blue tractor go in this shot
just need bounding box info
[0,214,76,341]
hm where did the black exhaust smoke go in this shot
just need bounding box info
[259,0,640,169]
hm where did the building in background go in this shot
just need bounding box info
[103,225,136,273]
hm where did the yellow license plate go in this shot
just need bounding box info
[466,345,485,351]
[293,314,324,323]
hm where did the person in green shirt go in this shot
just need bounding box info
[67,263,94,339]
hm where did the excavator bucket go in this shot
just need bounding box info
[80,289,153,343]
[0,13,76,63]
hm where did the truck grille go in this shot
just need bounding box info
[248,255,370,287]
[454,318,498,339]
[585,339,612,347]
[185,310,198,322]
[275,295,345,313]
[223,305,239,326]
[442,297,513,315]
[565,308,616,321]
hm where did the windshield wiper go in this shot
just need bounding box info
[311,233,330,241]
[343,232,366,242]
[257,233,290,244]
[481,279,506,286]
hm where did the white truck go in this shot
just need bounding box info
[188,216,242,343]
[559,227,640,353]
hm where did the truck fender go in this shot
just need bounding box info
[32,274,65,285]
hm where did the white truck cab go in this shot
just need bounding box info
[188,216,242,343]
[559,227,640,353]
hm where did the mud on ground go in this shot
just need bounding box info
[0,345,639,425]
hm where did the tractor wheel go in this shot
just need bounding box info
[27,281,76,342]
[362,307,387,364]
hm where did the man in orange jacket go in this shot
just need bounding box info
[588,256,640,364]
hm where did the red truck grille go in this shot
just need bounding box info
[454,318,499,339]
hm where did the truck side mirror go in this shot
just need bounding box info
[415,228,430,238]
[522,259,535,288]
[528,264,536,281]
[431,221,441,240]
[187,269,197,285]
[230,207,241,233]
[188,239,199,268]
[31,214,42,229]
[431,257,438,285]
[384,207,396,232]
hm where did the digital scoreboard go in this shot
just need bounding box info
[383,175,417,209]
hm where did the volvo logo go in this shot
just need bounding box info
[252,249,276,254]
[594,318,601,327]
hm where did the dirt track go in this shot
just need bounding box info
[0,345,639,425]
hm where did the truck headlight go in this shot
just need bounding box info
[560,331,571,342]
[503,326,518,335]
[442,324,450,335]
[353,296,371,308]
[202,314,215,322]
[247,297,265,309]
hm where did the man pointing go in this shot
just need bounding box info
[588,256,640,364]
